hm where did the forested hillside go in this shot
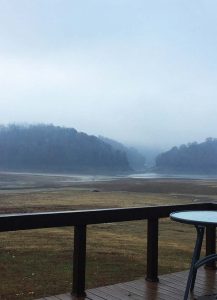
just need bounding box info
[0,124,130,173]
[156,138,217,173]
[99,136,146,171]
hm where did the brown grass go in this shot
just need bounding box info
[0,174,216,299]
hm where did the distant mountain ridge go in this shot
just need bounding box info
[99,136,146,171]
[0,124,130,174]
[156,138,217,173]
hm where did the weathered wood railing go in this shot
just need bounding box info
[0,202,216,298]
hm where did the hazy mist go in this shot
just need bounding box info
[1,1,217,151]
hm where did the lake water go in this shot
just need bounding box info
[0,172,217,188]
[59,172,217,182]
[127,172,217,180]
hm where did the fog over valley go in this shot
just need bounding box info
[0,1,217,151]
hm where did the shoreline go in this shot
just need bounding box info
[2,170,217,182]
[1,172,217,197]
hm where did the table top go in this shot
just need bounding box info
[170,210,217,226]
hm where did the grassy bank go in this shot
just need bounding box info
[0,175,216,299]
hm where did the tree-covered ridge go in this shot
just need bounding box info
[156,138,217,173]
[99,136,146,171]
[0,124,130,173]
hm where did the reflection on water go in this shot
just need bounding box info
[127,173,217,180]
[1,171,217,190]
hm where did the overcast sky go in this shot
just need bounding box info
[0,0,217,150]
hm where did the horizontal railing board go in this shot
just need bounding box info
[0,202,215,232]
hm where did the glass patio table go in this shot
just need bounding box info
[170,211,217,300]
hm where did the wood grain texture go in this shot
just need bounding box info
[35,268,217,300]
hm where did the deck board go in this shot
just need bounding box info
[35,268,217,300]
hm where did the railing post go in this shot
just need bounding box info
[146,218,159,282]
[205,225,216,269]
[72,225,87,298]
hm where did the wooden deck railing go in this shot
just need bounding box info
[0,202,216,298]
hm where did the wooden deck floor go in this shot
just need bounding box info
[35,268,217,300]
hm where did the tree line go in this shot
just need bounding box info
[99,136,146,171]
[156,138,217,173]
[0,124,131,173]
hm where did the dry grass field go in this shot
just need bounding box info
[0,173,217,300]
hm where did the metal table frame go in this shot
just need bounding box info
[170,211,217,300]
